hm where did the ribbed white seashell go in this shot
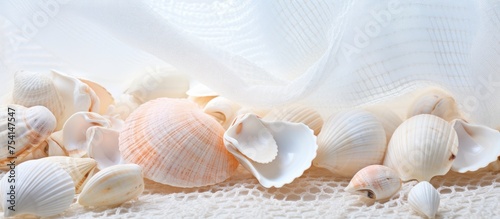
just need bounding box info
[364,106,403,142]
[87,126,124,170]
[408,181,440,218]
[125,66,190,103]
[78,164,144,206]
[408,87,463,122]
[450,119,500,173]
[80,78,114,115]
[39,156,98,193]
[203,96,241,129]
[384,114,459,182]
[0,105,56,169]
[63,112,111,157]
[263,105,323,135]
[12,70,101,130]
[313,109,387,178]
[224,113,317,188]
[0,159,75,217]
[119,98,238,187]
[345,165,401,201]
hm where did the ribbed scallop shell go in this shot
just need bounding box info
[364,106,403,142]
[78,164,144,206]
[408,181,440,218]
[314,109,387,178]
[384,114,458,182]
[39,156,98,193]
[0,159,75,217]
[345,165,401,201]
[119,98,239,187]
[0,105,56,169]
[263,105,323,135]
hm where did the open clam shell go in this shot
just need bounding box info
[384,114,458,182]
[224,113,317,188]
[0,159,75,217]
[451,119,500,173]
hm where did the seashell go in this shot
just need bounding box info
[125,66,190,103]
[0,159,75,217]
[364,106,403,142]
[224,113,317,188]
[450,119,500,173]
[119,98,238,187]
[39,156,98,193]
[313,109,387,178]
[408,181,440,218]
[345,165,402,201]
[80,78,114,115]
[12,70,100,130]
[0,104,56,170]
[203,96,242,129]
[407,87,463,122]
[63,112,111,157]
[384,114,459,182]
[78,164,144,206]
[187,80,218,108]
[263,105,323,135]
[108,94,142,120]
[87,126,124,170]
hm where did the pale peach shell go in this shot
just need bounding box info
[119,98,239,187]
[345,165,402,201]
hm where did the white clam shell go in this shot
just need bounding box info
[13,70,101,130]
[224,114,278,163]
[364,106,403,142]
[0,105,56,169]
[203,96,242,129]
[263,105,323,135]
[408,181,440,218]
[384,114,459,182]
[87,126,125,170]
[39,156,98,193]
[314,109,387,178]
[345,165,401,201]
[63,112,112,157]
[451,119,500,173]
[408,87,463,122]
[78,164,144,206]
[224,113,317,188]
[0,159,75,217]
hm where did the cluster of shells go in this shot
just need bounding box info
[1,69,500,218]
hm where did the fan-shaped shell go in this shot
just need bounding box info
[119,98,239,187]
[0,105,56,169]
[314,109,387,178]
[263,105,323,135]
[345,165,401,201]
[384,114,458,182]
[0,159,75,217]
[408,181,440,218]
[78,164,144,206]
[39,156,98,193]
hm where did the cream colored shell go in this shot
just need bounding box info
[263,105,323,135]
[119,98,239,187]
[408,181,440,218]
[407,87,462,122]
[383,114,458,182]
[345,165,401,201]
[39,156,98,193]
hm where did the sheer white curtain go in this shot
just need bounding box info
[1,0,499,127]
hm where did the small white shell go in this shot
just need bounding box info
[62,112,111,157]
[384,114,458,182]
[203,97,242,129]
[408,87,462,122]
[78,164,144,206]
[187,80,218,108]
[0,159,75,217]
[451,119,500,173]
[263,105,323,135]
[87,126,124,170]
[314,109,387,178]
[39,156,98,193]
[408,181,440,218]
[224,113,317,188]
[345,165,402,201]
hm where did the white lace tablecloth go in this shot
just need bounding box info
[2,165,499,218]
